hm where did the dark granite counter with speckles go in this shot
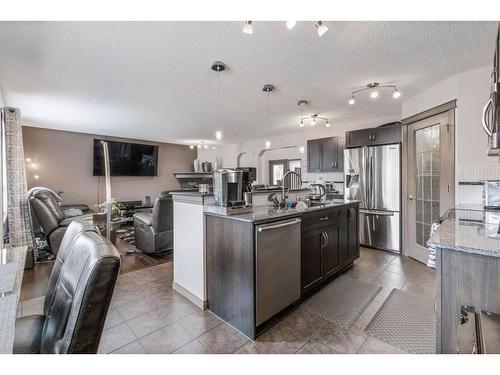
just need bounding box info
[204,199,360,224]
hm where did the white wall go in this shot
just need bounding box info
[403,66,497,205]
[198,115,399,190]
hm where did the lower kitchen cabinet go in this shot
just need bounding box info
[301,228,324,292]
[301,203,359,295]
[205,201,360,339]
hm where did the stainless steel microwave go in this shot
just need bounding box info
[484,180,500,208]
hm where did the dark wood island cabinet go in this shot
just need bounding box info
[205,201,360,339]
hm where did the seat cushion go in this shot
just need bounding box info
[13,315,45,354]
[134,212,152,226]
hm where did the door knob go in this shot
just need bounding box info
[408,195,414,200]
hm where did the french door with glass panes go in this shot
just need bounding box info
[405,110,455,264]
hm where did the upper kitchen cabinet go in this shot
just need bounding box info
[345,122,402,148]
[307,136,344,173]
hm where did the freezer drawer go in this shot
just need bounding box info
[359,209,400,252]
[255,218,301,326]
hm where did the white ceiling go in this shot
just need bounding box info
[0,21,497,144]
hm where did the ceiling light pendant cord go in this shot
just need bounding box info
[266,90,270,143]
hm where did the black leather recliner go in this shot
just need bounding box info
[13,219,121,354]
[133,192,173,255]
[28,187,93,255]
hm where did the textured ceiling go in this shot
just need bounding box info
[0,21,497,144]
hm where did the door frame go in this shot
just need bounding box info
[402,105,455,262]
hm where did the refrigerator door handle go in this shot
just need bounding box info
[360,209,395,216]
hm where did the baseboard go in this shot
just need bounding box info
[173,282,207,310]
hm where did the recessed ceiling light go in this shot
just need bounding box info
[243,21,253,34]
[315,21,328,37]
[286,21,296,30]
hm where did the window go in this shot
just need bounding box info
[268,159,302,188]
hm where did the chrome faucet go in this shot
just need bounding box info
[281,170,302,205]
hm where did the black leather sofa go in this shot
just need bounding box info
[28,187,93,255]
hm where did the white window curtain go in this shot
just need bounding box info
[1,107,34,249]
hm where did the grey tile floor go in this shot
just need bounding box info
[20,247,435,354]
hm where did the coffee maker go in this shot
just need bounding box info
[213,169,253,214]
[236,167,257,192]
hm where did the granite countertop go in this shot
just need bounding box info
[204,199,360,223]
[427,208,500,258]
[169,191,213,197]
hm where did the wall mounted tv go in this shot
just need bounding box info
[93,139,159,176]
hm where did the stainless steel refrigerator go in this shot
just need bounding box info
[344,144,401,253]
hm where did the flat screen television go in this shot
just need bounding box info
[93,139,159,176]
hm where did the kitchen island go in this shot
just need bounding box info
[205,200,360,339]
[428,207,500,353]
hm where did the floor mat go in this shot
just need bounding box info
[301,275,382,330]
[365,288,436,354]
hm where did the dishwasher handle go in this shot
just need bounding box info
[257,218,301,232]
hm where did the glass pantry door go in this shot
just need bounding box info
[405,110,455,264]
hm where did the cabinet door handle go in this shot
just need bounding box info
[320,216,329,221]
[324,232,329,246]
[320,232,326,247]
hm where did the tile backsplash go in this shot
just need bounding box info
[457,161,500,206]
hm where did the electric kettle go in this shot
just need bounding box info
[309,184,326,201]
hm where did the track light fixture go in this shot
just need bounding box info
[190,141,215,150]
[286,21,296,30]
[299,114,331,128]
[348,82,401,105]
[243,21,253,34]
[315,21,328,37]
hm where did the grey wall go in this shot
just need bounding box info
[22,126,196,208]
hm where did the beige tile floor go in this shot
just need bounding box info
[20,247,436,354]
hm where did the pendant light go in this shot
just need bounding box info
[297,100,307,154]
[263,84,274,149]
[211,61,226,143]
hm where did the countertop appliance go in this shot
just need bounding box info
[309,183,326,201]
[236,167,257,192]
[482,24,500,155]
[255,217,301,326]
[484,180,500,209]
[344,143,401,252]
[213,169,252,214]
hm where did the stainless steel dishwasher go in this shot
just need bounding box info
[255,217,301,326]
